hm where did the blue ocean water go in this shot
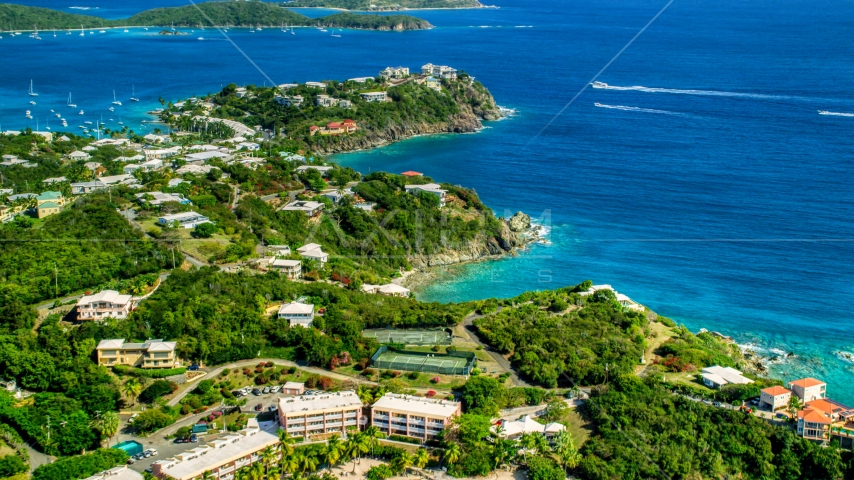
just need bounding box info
[2,0,854,399]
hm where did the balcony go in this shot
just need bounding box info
[373,421,389,428]
[326,414,343,420]
[373,413,389,420]
[326,422,342,428]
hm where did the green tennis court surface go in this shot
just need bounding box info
[363,329,452,345]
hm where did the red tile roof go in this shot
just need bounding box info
[762,386,791,396]
[401,171,423,177]
[327,122,342,128]
[789,378,826,388]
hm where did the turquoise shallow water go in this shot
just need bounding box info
[2,0,854,400]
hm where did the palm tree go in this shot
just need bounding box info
[414,448,429,469]
[99,411,120,445]
[201,471,214,480]
[278,430,296,475]
[249,462,264,480]
[297,449,319,476]
[533,433,550,455]
[391,452,414,477]
[323,436,343,470]
[235,467,251,480]
[552,431,580,475]
[519,432,537,463]
[122,379,142,407]
[442,443,461,467]
[280,451,300,480]
[362,426,382,457]
[261,445,277,478]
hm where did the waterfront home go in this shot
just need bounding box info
[297,243,329,264]
[282,201,324,217]
[760,386,792,410]
[42,176,67,185]
[238,142,260,151]
[76,290,133,320]
[278,301,315,327]
[405,183,447,207]
[96,338,179,369]
[401,171,423,177]
[278,391,362,439]
[360,91,388,103]
[309,120,358,136]
[135,191,190,206]
[361,284,411,297]
[151,419,278,480]
[267,258,302,280]
[281,153,306,162]
[235,87,248,98]
[425,76,441,91]
[185,151,229,162]
[493,415,566,441]
[71,180,107,195]
[144,146,181,160]
[615,292,644,312]
[305,81,327,88]
[371,393,461,443]
[348,76,375,83]
[700,365,753,389]
[421,63,458,80]
[789,378,827,402]
[380,66,410,80]
[158,211,211,229]
[143,133,169,144]
[278,83,299,90]
[275,95,304,107]
[70,152,92,162]
[266,245,292,256]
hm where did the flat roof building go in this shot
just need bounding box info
[277,391,363,439]
[371,393,461,443]
[158,211,211,229]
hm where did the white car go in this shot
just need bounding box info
[270,385,281,393]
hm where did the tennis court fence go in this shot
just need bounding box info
[362,328,453,346]
[370,346,476,376]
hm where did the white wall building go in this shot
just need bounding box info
[371,393,461,443]
[158,211,211,229]
[278,301,315,327]
[701,365,754,389]
[76,290,133,320]
[278,391,363,439]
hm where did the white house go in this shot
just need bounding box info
[379,66,409,80]
[275,95,304,107]
[305,81,327,88]
[701,365,753,389]
[135,191,190,206]
[362,284,410,297]
[405,183,447,207]
[360,91,388,103]
[268,259,301,280]
[157,211,211,229]
[238,142,260,151]
[76,290,133,320]
[278,301,315,327]
[185,151,229,163]
[493,415,565,441]
[421,63,458,80]
[282,201,324,217]
[297,243,329,264]
[69,151,91,161]
[71,181,107,195]
[42,176,67,185]
[143,134,170,144]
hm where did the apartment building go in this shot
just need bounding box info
[152,419,278,480]
[789,378,827,402]
[96,338,179,369]
[371,393,461,443]
[76,290,133,320]
[277,391,363,439]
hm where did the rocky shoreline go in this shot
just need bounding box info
[397,212,539,290]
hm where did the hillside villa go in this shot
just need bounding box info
[157,211,211,229]
[493,415,566,441]
[789,378,827,402]
[282,201,324,217]
[360,91,388,103]
[405,183,447,207]
[380,66,410,80]
[361,283,411,297]
[309,119,358,136]
[76,290,133,320]
[700,365,754,389]
[760,386,792,411]
[96,338,180,369]
[421,63,458,80]
[278,301,315,327]
[297,243,329,264]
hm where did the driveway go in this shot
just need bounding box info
[461,311,534,387]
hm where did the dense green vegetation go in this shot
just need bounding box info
[285,0,481,9]
[0,2,431,31]
[0,196,177,305]
[169,74,496,150]
[31,448,126,480]
[576,376,854,479]
[473,282,647,387]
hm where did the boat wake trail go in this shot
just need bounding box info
[591,82,792,100]
[594,103,682,115]
[818,110,854,117]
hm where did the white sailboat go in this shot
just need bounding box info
[130,85,139,102]
[80,25,84,37]
[331,29,341,37]
[25,110,32,119]
[108,106,115,112]
[112,90,122,106]
[291,26,295,35]
[28,79,38,97]
[67,93,76,108]
[78,110,84,115]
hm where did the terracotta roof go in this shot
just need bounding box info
[762,386,791,396]
[342,119,356,125]
[799,407,831,424]
[309,126,320,131]
[401,171,423,176]
[327,122,342,128]
[789,378,825,388]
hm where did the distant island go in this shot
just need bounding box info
[162,64,503,154]
[0,2,432,31]
[285,0,484,11]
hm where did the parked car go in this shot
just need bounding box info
[147,449,158,456]
[262,386,271,394]
[174,438,184,444]
[712,401,722,407]
[252,388,261,396]
[127,458,135,465]
[232,390,243,397]
[255,403,263,411]
[269,405,277,412]
[270,385,281,393]
[143,452,152,458]
[128,413,139,423]
[190,434,198,442]
[188,364,200,371]
[776,413,788,419]
[134,454,145,461]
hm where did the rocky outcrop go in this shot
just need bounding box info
[508,211,531,232]
[407,216,530,269]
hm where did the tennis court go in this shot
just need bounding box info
[371,346,476,375]
[363,328,452,346]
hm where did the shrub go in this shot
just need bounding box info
[0,455,27,477]
[527,456,565,480]
[288,366,297,374]
[139,380,178,403]
[195,379,214,395]
[367,464,395,480]
[362,368,376,377]
[318,377,335,390]
[406,371,419,380]
[32,449,127,480]
[430,377,441,384]
[132,408,173,433]
[125,367,187,378]
[388,434,422,445]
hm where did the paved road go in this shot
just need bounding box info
[461,310,534,387]
[167,358,373,407]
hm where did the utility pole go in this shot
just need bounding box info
[171,247,176,269]
[46,415,50,444]
[54,262,58,299]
